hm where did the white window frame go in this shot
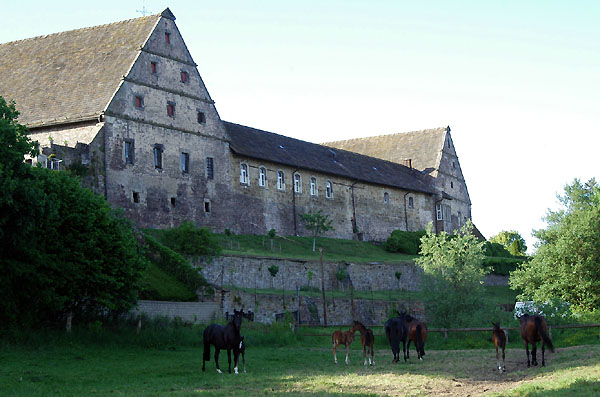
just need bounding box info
[294,173,302,193]
[277,170,285,191]
[408,196,413,209]
[240,163,249,185]
[310,177,318,197]
[325,180,333,199]
[258,166,267,187]
[436,203,443,220]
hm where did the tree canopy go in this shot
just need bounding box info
[0,96,146,328]
[415,221,489,327]
[490,230,527,256]
[299,210,334,251]
[510,178,600,312]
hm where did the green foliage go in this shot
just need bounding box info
[267,265,279,278]
[161,221,221,259]
[299,210,334,251]
[224,228,232,237]
[267,228,276,239]
[334,267,348,282]
[483,256,526,276]
[490,230,527,256]
[483,241,512,257]
[510,178,600,312]
[415,221,489,327]
[385,229,426,254]
[394,271,402,281]
[138,262,197,302]
[143,235,212,298]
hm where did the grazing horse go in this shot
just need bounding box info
[332,328,355,364]
[202,309,252,374]
[351,321,375,366]
[492,322,506,373]
[519,314,554,367]
[385,311,409,362]
[406,316,427,361]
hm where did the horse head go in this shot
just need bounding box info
[232,309,243,331]
[492,321,501,330]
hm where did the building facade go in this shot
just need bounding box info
[0,9,471,240]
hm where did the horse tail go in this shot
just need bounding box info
[535,316,554,352]
[416,324,425,357]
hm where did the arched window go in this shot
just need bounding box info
[325,180,333,199]
[259,166,267,187]
[240,163,249,185]
[310,177,318,196]
[408,197,414,209]
[383,192,389,204]
[294,173,302,193]
[277,170,285,190]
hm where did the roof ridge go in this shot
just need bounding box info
[322,126,447,145]
[0,13,160,47]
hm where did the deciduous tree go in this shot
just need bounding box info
[299,210,334,251]
[490,230,527,256]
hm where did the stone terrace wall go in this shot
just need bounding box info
[200,255,423,292]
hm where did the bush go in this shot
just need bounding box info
[484,241,512,257]
[161,221,221,259]
[483,256,527,276]
[385,230,426,255]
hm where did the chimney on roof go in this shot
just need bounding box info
[402,159,412,169]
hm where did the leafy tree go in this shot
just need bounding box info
[161,221,221,259]
[0,97,146,328]
[415,221,488,327]
[490,230,527,256]
[267,265,279,288]
[299,210,334,251]
[510,178,600,312]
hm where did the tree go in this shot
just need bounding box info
[0,96,146,328]
[490,230,527,256]
[299,210,334,251]
[510,178,600,312]
[415,221,488,327]
[267,265,279,288]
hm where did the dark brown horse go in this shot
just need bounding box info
[519,314,554,367]
[351,321,375,366]
[492,322,506,373]
[406,316,427,360]
[332,328,355,364]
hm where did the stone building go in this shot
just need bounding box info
[0,8,471,240]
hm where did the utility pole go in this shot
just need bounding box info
[320,248,327,327]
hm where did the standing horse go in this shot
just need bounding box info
[385,311,409,362]
[519,314,554,367]
[202,309,252,374]
[332,328,355,364]
[406,316,427,360]
[492,322,506,373]
[351,321,375,366]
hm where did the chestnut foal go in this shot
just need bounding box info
[332,328,355,364]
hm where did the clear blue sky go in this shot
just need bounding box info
[2,1,599,252]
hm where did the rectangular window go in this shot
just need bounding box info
[165,32,171,44]
[153,146,163,169]
[135,96,144,109]
[181,71,189,83]
[181,152,190,174]
[436,204,443,220]
[197,111,206,124]
[167,102,175,118]
[240,163,249,185]
[124,140,134,165]
[150,62,157,74]
[133,191,140,203]
[294,173,301,193]
[277,171,285,190]
[204,200,211,213]
[206,157,214,179]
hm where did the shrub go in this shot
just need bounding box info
[484,241,512,257]
[484,256,526,276]
[385,230,426,255]
[161,221,221,259]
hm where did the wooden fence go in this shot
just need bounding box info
[294,323,600,340]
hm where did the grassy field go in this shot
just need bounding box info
[3,340,600,396]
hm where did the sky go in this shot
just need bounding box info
[2,1,599,253]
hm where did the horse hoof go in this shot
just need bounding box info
[217,369,222,374]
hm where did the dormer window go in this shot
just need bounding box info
[181,71,189,83]
[165,32,171,44]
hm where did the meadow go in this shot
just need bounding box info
[2,321,600,396]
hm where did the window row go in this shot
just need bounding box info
[133,95,206,123]
[124,140,214,178]
[240,163,334,199]
[131,190,212,213]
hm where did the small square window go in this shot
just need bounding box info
[165,32,171,44]
[167,102,175,118]
[135,96,144,109]
[197,111,206,124]
[133,191,140,203]
[181,71,189,83]
[150,62,157,74]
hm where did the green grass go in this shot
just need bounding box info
[139,262,197,301]
[2,324,600,396]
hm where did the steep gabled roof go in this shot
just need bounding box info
[323,127,448,173]
[0,12,162,127]
[225,122,436,195]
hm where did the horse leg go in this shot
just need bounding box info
[233,348,240,375]
[345,343,350,365]
[227,348,233,374]
[496,345,501,373]
[502,346,506,372]
[541,340,546,367]
[333,342,338,364]
[363,344,367,366]
[402,340,407,362]
[524,341,530,367]
[202,342,210,372]
[214,348,222,374]
[371,343,375,366]
[243,351,246,373]
[407,340,411,359]
[532,342,538,366]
